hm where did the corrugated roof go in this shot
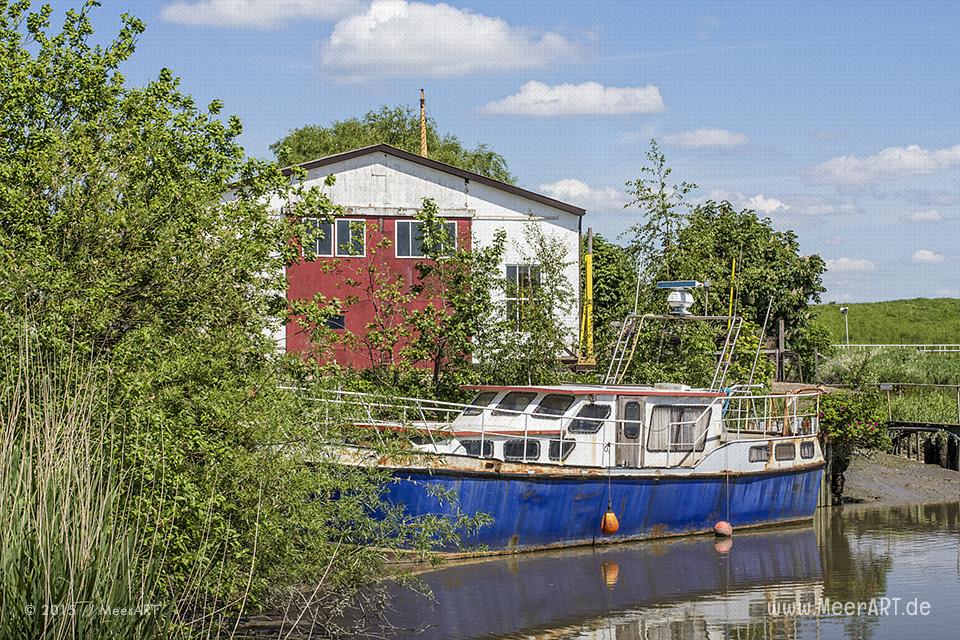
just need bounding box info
[282,143,587,216]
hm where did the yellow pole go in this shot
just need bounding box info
[419,89,428,157]
[727,256,737,329]
[579,228,596,365]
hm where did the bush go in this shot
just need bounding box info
[818,390,890,501]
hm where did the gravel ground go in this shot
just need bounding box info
[843,451,960,505]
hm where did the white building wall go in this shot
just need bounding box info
[278,151,583,347]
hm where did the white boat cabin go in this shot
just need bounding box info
[411,383,822,473]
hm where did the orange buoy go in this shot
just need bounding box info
[601,509,620,535]
[713,520,733,537]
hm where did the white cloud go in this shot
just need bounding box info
[538,178,624,211]
[810,143,960,185]
[935,288,958,297]
[705,190,790,215]
[663,128,748,148]
[161,0,362,27]
[320,1,580,81]
[911,249,945,264]
[745,193,790,215]
[479,81,664,116]
[826,257,877,273]
[908,209,944,222]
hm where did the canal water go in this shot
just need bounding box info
[383,502,959,640]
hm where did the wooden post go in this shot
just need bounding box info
[777,318,785,382]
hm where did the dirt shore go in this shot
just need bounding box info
[843,451,960,505]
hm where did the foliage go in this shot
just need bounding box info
[819,348,960,387]
[474,224,575,385]
[1,344,170,639]
[812,298,960,345]
[623,139,696,288]
[582,233,637,353]
[0,1,484,628]
[818,390,891,501]
[271,104,516,183]
[616,142,827,386]
[406,199,507,395]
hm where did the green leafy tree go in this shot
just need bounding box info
[271,105,516,183]
[476,224,575,385]
[818,391,890,501]
[0,1,480,627]
[623,139,697,288]
[406,198,506,395]
[582,233,638,353]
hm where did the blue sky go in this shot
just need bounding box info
[58,0,960,302]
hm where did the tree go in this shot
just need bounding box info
[582,233,638,352]
[475,224,575,385]
[0,1,476,627]
[406,199,506,395]
[271,105,516,183]
[623,139,697,288]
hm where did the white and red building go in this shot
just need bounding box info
[275,144,586,367]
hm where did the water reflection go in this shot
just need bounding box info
[384,502,960,640]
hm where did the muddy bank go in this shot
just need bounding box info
[843,451,960,506]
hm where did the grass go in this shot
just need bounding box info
[812,298,960,344]
[0,345,170,639]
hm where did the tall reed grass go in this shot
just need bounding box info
[0,344,169,638]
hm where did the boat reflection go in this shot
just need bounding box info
[385,526,822,639]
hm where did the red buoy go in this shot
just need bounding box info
[713,520,733,537]
[601,509,620,535]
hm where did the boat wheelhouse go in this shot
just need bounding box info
[326,383,824,554]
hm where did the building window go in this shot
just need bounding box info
[505,264,541,329]
[568,403,612,434]
[548,439,576,461]
[503,439,540,462]
[335,219,366,256]
[325,314,346,330]
[303,218,365,257]
[460,439,493,457]
[396,219,457,257]
[775,443,796,461]
[800,441,816,459]
[749,445,769,463]
[304,219,333,257]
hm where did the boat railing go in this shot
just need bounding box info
[283,386,821,466]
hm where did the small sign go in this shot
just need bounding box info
[879,383,894,391]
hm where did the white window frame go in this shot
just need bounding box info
[395,219,458,259]
[303,218,333,257]
[334,218,366,258]
[505,263,540,329]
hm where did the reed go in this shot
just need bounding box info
[0,342,170,639]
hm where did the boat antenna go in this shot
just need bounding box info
[419,88,428,158]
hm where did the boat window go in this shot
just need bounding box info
[533,394,575,418]
[647,406,709,452]
[503,439,540,461]
[749,445,769,463]
[568,403,612,434]
[623,401,642,439]
[800,441,816,459]
[463,392,498,416]
[548,439,576,461]
[492,392,536,416]
[775,443,796,461]
[460,439,493,457]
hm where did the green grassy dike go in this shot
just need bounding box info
[813,298,960,345]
